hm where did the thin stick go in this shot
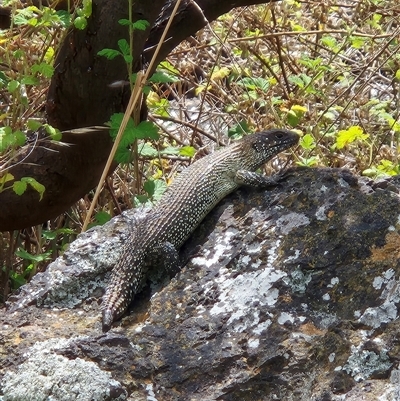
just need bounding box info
[82,0,183,231]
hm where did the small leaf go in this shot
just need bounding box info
[228,121,250,138]
[179,146,196,157]
[132,19,150,30]
[134,121,159,140]
[300,134,315,150]
[27,120,42,130]
[14,130,26,146]
[148,71,179,84]
[43,124,61,141]
[144,179,167,201]
[31,63,54,78]
[138,143,158,157]
[21,177,45,200]
[13,180,27,195]
[94,211,111,225]
[117,39,130,57]
[15,248,51,263]
[97,48,122,60]
[0,173,14,185]
[115,147,132,164]
[7,80,19,93]
[336,125,369,149]
[74,16,87,30]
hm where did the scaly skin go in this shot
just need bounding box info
[102,129,299,331]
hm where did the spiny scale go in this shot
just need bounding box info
[102,129,299,331]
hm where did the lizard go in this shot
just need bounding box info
[102,128,299,331]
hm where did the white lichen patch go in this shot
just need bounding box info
[276,212,310,235]
[208,267,286,333]
[278,312,294,325]
[359,268,400,328]
[1,338,126,401]
[327,277,339,288]
[343,345,391,382]
[315,205,328,221]
[191,228,237,268]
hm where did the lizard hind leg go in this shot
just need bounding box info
[147,241,181,280]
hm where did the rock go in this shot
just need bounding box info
[1,167,400,400]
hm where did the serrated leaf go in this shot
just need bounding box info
[55,9,70,26]
[118,39,130,57]
[179,146,196,157]
[336,125,369,149]
[115,147,133,164]
[21,76,39,85]
[134,121,159,140]
[396,69,400,81]
[13,180,27,195]
[211,67,230,81]
[138,143,158,157]
[97,48,121,60]
[31,63,54,78]
[237,77,269,92]
[300,133,315,150]
[160,146,180,155]
[228,121,250,138]
[144,179,167,201]
[132,19,150,30]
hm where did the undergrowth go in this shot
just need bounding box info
[0,0,399,300]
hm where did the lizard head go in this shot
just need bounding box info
[242,128,299,169]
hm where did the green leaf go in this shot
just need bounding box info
[132,19,150,31]
[94,211,112,225]
[237,77,269,91]
[56,10,71,27]
[0,172,14,183]
[144,179,167,201]
[97,48,122,60]
[74,16,87,30]
[160,146,180,155]
[20,177,45,200]
[148,71,179,84]
[7,80,19,93]
[179,146,196,157]
[14,130,26,146]
[336,125,369,149]
[118,39,130,57]
[228,121,250,138]
[21,76,40,85]
[13,180,27,195]
[81,0,92,17]
[300,133,315,150]
[15,248,51,263]
[27,120,43,131]
[134,121,159,140]
[43,124,61,141]
[138,143,158,157]
[31,63,54,78]
[115,147,132,164]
